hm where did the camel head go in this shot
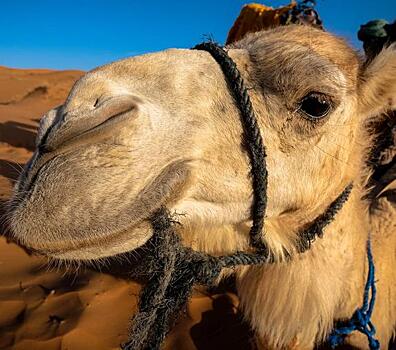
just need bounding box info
[8,25,396,261]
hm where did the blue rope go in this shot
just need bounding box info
[328,239,380,349]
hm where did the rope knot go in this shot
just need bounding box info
[352,309,368,328]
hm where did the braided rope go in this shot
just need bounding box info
[122,42,354,350]
[122,211,180,350]
[297,183,353,253]
[193,42,269,252]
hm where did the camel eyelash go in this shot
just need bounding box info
[297,92,334,121]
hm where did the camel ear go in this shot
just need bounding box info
[358,44,396,118]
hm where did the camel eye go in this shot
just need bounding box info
[298,93,331,120]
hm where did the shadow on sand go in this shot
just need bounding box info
[0,159,24,182]
[0,121,37,151]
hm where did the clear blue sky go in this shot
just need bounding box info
[1,0,394,70]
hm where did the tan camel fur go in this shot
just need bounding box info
[8,25,396,349]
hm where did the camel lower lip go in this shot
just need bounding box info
[29,236,150,261]
[13,219,153,261]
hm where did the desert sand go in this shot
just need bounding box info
[0,66,255,350]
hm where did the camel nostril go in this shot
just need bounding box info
[44,94,140,151]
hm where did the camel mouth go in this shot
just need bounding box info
[13,219,152,261]
[8,157,192,260]
[7,205,155,260]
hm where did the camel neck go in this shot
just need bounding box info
[236,186,370,348]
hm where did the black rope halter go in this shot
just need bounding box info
[121,42,353,350]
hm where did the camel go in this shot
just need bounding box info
[7,25,396,349]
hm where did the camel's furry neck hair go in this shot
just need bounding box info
[236,187,370,348]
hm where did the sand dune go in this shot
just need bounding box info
[0,67,254,350]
